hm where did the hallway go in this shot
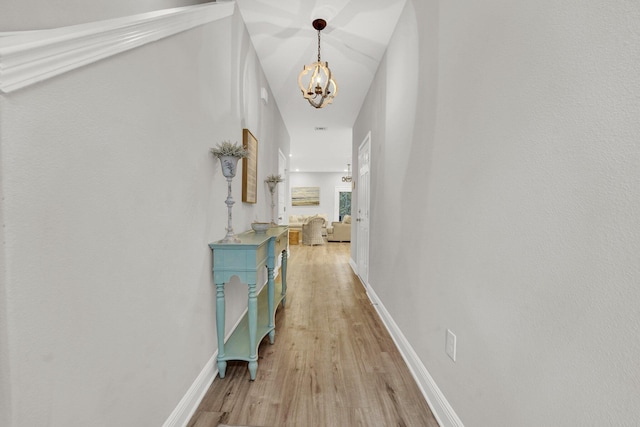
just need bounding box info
[188,243,439,427]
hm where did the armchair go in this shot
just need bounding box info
[302,217,326,245]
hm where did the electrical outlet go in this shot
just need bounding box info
[446,329,457,362]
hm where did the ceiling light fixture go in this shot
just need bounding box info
[342,164,352,182]
[298,19,338,109]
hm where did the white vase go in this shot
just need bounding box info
[220,155,240,178]
[266,181,279,225]
[218,155,242,243]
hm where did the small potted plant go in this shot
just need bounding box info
[264,174,284,224]
[264,174,284,193]
[210,141,249,178]
[210,140,248,243]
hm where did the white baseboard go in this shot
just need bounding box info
[365,285,465,427]
[349,257,358,279]
[163,279,266,427]
[162,354,217,427]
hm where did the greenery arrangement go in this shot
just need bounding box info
[265,174,284,183]
[210,141,248,158]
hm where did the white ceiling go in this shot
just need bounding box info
[234,0,407,172]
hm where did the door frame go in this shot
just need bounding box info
[277,149,287,225]
[356,131,371,288]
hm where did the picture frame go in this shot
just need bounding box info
[242,129,258,204]
[291,186,320,206]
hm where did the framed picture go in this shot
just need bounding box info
[292,186,320,206]
[242,129,258,203]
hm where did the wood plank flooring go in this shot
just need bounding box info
[188,242,439,427]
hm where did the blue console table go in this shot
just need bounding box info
[209,226,288,381]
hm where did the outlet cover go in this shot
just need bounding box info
[446,329,457,362]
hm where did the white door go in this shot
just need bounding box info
[356,132,371,287]
[278,150,287,225]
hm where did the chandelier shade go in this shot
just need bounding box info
[298,19,338,109]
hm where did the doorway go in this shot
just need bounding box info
[334,185,352,222]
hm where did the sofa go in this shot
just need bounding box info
[327,215,352,242]
[288,214,329,238]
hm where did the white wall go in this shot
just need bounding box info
[0,4,289,427]
[353,0,640,426]
[288,172,345,223]
[0,140,9,427]
[288,128,352,173]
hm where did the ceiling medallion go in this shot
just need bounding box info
[298,19,338,109]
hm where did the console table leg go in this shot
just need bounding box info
[267,265,275,344]
[248,360,258,381]
[218,360,227,379]
[248,282,258,380]
[215,282,226,378]
[281,249,288,306]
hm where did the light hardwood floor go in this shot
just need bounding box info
[188,242,439,427]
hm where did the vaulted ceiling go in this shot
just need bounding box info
[235,0,407,172]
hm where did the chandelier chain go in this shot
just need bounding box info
[317,30,322,62]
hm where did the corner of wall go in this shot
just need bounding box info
[162,354,217,427]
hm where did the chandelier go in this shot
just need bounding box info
[342,164,352,182]
[298,19,338,109]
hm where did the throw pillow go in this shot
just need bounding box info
[343,215,351,224]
